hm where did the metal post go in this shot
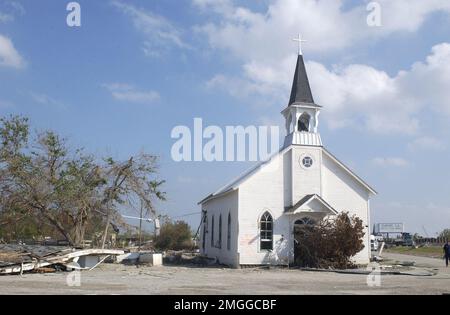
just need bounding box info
[138,204,143,251]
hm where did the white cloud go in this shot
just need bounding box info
[207,43,450,135]
[0,34,25,69]
[408,136,446,152]
[195,0,359,61]
[0,12,13,23]
[8,1,25,16]
[206,74,283,106]
[31,92,66,109]
[195,1,450,135]
[103,83,160,104]
[0,1,25,23]
[307,60,420,134]
[310,43,450,134]
[375,0,450,33]
[195,0,450,60]
[371,157,410,168]
[111,0,190,57]
[206,55,296,108]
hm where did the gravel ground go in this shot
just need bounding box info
[0,253,448,295]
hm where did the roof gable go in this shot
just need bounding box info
[322,149,377,195]
[285,194,339,215]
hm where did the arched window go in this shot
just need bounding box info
[298,113,311,132]
[202,213,208,251]
[260,212,273,251]
[227,213,231,251]
[211,215,215,247]
[286,113,293,133]
[218,214,222,249]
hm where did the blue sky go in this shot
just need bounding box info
[1,0,450,235]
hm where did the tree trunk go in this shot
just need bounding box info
[73,215,86,247]
[101,207,111,249]
[41,209,74,245]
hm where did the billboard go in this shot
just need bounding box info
[374,223,404,234]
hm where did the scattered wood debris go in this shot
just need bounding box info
[0,245,124,275]
[33,267,57,274]
[164,250,218,266]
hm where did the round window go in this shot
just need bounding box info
[302,156,313,168]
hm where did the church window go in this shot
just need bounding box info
[302,156,313,168]
[218,214,222,249]
[227,213,231,250]
[298,113,311,132]
[211,215,215,247]
[260,212,273,251]
[287,113,293,133]
[202,213,207,251]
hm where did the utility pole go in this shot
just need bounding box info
[121,215,154,250]
[138,204,144,251]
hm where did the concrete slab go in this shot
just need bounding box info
[139,253,162,266]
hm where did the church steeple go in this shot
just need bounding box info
[289,54,315,105]
[282,35,322,148]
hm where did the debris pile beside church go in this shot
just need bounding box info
[0,244,125,275]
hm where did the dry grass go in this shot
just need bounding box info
[386,246,444,258]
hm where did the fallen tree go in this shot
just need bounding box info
[294,213,365,269]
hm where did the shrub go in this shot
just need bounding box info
[154,221,193,251]
[294,212,365,269]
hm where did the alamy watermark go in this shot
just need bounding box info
[366,262,382,287]
[171,118,280,162]
[66,262,81,287]
[66,2,81,27]
[367,2,382,27]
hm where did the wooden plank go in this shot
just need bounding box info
[0,249,125,275]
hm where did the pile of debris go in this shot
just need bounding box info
[163,250,218,267]
[0,244,124,275]
[116,251,162,266]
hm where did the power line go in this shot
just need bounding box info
[170,211,202,219]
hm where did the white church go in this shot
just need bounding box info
[198,47,377,268]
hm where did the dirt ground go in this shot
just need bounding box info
[0,253,449,295]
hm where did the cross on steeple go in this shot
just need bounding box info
[292,34,307,55]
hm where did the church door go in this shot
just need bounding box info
[293,220,303,265]
[293,218,316,266]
